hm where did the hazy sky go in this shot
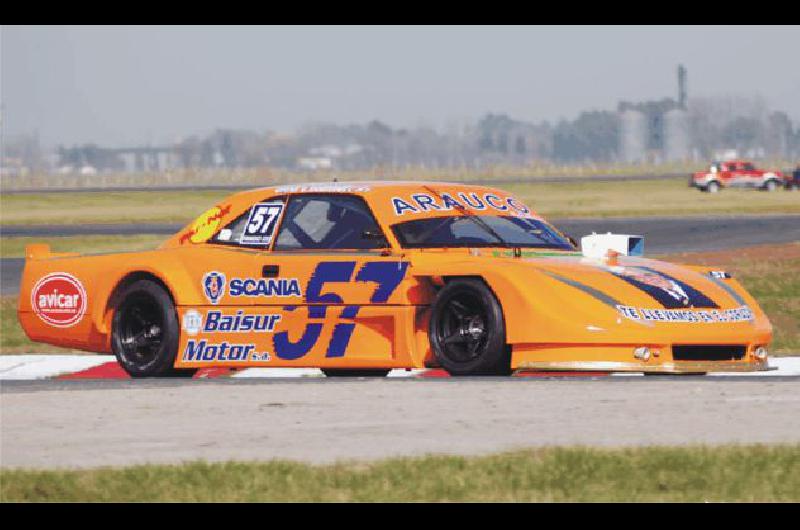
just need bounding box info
[2,25,799,147]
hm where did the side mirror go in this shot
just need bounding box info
[362,230,389,248]
[566,235,578,249]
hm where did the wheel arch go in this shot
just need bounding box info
[94,269,181,340]
[418,269,542,345]
[106,271,177,313]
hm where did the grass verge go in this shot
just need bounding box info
[0,234,165,259]
[2,445,799,502]
[0,297,79,353]
[1,189,228,225]
[661,242,800,355]
[2,179,799,225]
[504,179,800,218]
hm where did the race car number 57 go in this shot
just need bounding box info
[240,202,284,246]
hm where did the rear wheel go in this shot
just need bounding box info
[763,179,779,192]
[429,279,510,376]
[111,279,196,378]
[322,369,391,377]
[705,181,720,193]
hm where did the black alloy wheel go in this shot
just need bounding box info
[429,279,510,376]
[112,279,195,378]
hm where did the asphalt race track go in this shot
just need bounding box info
[3,214,799,295]
[2,214,799,469]
[2,377,799,469]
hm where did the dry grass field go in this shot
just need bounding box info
[2,178,799,226]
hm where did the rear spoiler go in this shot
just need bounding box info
[24,244,79,260]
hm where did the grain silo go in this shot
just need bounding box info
[620,108,647,163]
[664,108,690,161]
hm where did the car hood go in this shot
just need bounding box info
[411,248,755,320]
[522,253,746,312]
[409,248,768,344]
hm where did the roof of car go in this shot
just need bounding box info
[263,180,497,190]
[229,180,505,201]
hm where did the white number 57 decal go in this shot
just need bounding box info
[240,202,284,246]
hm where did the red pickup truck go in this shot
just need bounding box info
[690,160,786,193]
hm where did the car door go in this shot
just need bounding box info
[185,194,295,309]
[175,193,424,369]
[264,193,420,367]
[729,162,751,188]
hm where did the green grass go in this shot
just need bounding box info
[504,179,800,218]
[662,243,800,355]
[0,234,166,259]
[2,179,798,225]
[0,296,78,353]
[0,190,228,225]
[737,263,800,354]
[2,445,799,502]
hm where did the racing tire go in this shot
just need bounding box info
[704,181,720,193]
[429,278,511,376]
[111,279,196,378]
[321,369,391,377]
[763,180,779,192]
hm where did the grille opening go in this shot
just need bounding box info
[672,345,747,361]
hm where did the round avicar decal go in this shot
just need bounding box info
[30,272,87,327]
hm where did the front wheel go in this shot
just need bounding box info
[429,279,510,376]
[704,181,720,193]
[111,279,196,378]
[763,179,779,192]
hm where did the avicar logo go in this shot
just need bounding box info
[31,272,87,327]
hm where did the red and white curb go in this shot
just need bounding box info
[1,355,799,381]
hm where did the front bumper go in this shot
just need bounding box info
[515,359,774,373]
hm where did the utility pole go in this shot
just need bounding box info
[678,64,688,110]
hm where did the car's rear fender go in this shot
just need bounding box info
[18,246,199,352]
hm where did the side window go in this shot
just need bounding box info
[274,195,387,251]
[210,196,286,247]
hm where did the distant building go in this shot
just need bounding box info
[618,65,690,163]
[297,157,333,170]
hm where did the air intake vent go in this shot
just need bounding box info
[672,345,746,361]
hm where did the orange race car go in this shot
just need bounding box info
[18,182,773,377]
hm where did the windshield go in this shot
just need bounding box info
[391,215,574,250]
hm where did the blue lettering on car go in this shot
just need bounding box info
[183,340,261,362]
[228,278,302,298]
[272,261,408,361]
[204,310,281,333]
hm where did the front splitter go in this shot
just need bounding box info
[515,360,775,374]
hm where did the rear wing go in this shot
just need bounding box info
[24,244,79,260]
